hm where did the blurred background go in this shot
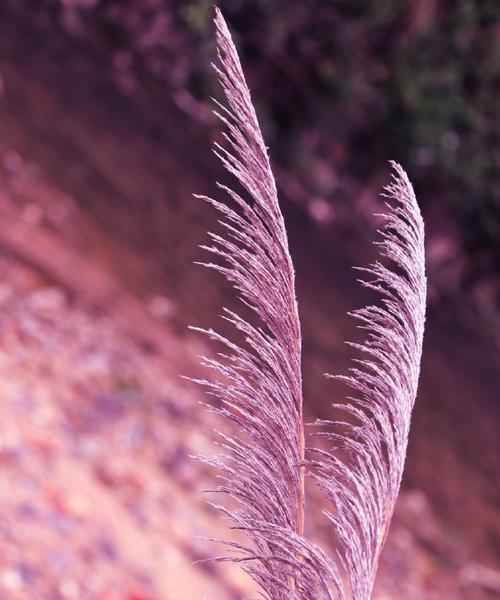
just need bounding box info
[0,0,498,598]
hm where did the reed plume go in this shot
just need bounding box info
[312,162,426,599]
[192,8,426,599]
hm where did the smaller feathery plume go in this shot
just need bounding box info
[313,162,426,599]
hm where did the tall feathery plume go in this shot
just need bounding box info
[191,8,342,599]
[313,162,426,599]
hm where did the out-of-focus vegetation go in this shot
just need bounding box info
[0,3,498,596]
[48,0,500,322]
[190,1,500,288]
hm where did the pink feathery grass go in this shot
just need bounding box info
[313,162,426,599]
[192,8,426,600]
[190,8,341,599]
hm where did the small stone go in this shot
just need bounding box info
[1,568,23,591]
[59,577,80,599]
[148,295,173,319]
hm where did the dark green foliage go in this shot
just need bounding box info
[39,0,500,300]
[185,0,499,287]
